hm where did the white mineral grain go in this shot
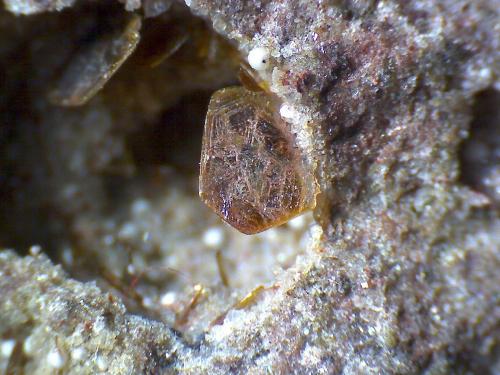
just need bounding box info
[0,339,15,358]
[29,245,42,256]
[248,47,270,71]
[71,347,87,361]
[203,227,225,248]
[96,355,108,372]
[160,291,177,306]
[47,348,66,369]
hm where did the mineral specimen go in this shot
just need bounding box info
[49,13,141,107]
[247,46,270,71]
[0,0,499,373]
[200,86,316,234]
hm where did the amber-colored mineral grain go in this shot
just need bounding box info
[49,14,141,107]
[200,87,315,234]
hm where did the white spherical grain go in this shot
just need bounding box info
[248,47,270,71]
[47,349,65,369]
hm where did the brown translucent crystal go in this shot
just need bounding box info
[199,87,315,234]
[49,14,141,107]
[133,18,189,68]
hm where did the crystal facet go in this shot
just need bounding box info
[199,87,315,234]
[49,14,141,107]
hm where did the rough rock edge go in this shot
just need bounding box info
[3,0,75,15]
[0,251,182,374]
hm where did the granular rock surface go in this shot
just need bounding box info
[0,0,499,374]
